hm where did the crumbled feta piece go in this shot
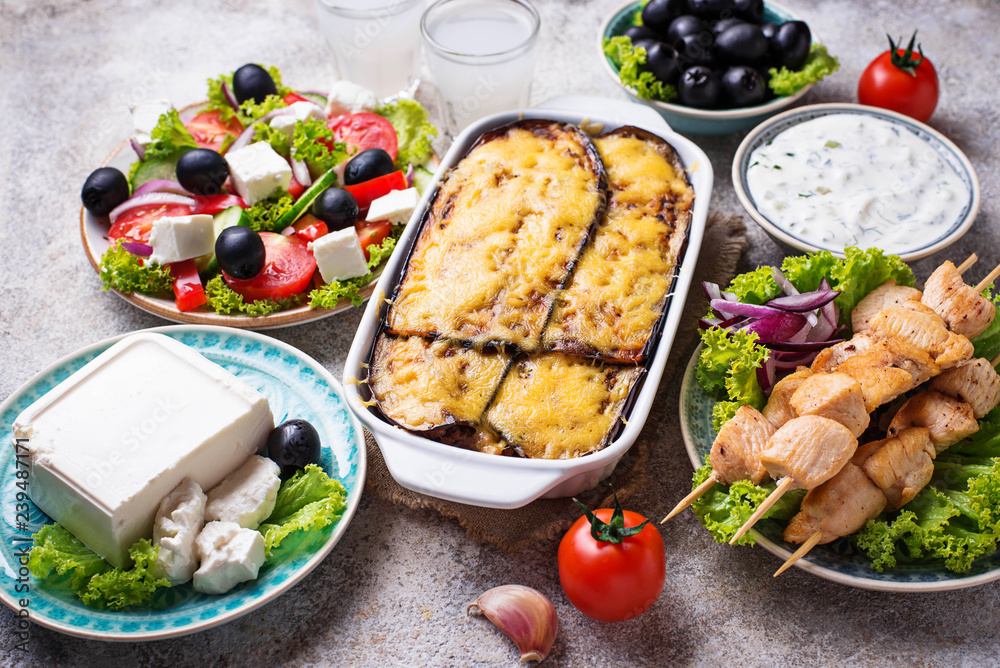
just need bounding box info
[325,81,378,117]
[366,187,419,226]
[132,99,173,148]
[308,227,369,283]
[152,478,207,586]
[192,521,266,595]
[269,101,327,138]
[225,142,292,205]
[205,455,280,530]
[147,214,215,266]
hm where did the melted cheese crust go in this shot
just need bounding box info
[388,121,605,351]
[542,130,693,362]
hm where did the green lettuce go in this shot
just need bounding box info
[972,287,1000,361]
[206,65,292,125]
[258,464,347,558]
[293,117,350,175]
[690,466,805,546]
[309,229,401,309]
[602,36,677,103]
[696,327,769,410]
[143,108,199,161]
[243,194,296,233]
[727,266,781,305]
[768,44,840,97]
[204,275,304,316]
[99,241,174,295]
[375,99,438,169]
[712,401,741,433]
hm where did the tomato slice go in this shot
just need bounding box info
[223,232,316,302]
[169,259,207,311]
[108,203,192,243]
[288,173,306,199]
[328,113,398,161]
[343,171,406,213]
[283,92,311,106]
[293,214,328,242]
[355,219,392,260]
[191,194,247,216]
[186,110,243,153]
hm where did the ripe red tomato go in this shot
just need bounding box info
[343,170,407,213]
[293,214,329,243]
[186,110,244,153]
[858,33,939,122]
[223,232,316,301]
[355,219,392,260]
[327,113,398,161]
[558,503,666,623]
[108,203,192,243]
[283,92,311,106]
[191,194,246,216]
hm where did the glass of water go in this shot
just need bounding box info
[421,0,541,135]
[314,0,425,100]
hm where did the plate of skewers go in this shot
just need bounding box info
[671,247,1000,591]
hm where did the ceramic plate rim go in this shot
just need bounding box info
[0,324,366,640]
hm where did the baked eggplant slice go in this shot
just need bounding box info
[542,126,694,363]
[369,334,510,433]
[485,353,643,459]
[388,119,607,352]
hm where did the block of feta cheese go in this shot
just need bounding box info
[269,101,328,138]
[204,455,280,530]
[132,99,173,148]
[366,187,419,226]
[193,521,266,595]
[325,80,378,117]
[13,333,273,569]
[147,214,215,266]
[309,227,369,283]
[225,142,292,205]
[152,478,207,586]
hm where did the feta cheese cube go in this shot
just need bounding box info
[147,214,215,266]
[193,521,266,595]
[268,101,327,138]
[152,478,207,586]
[325,80,378,117]
[14,333,273,568]
[308,227,369,283]
[205,455,280,530]
[132,99,173,148]
[366,187,419,226]
[225,142,292,205]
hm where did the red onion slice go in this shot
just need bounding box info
[765,289,840,312]
[702,281,722,302]
[772,266,798,295]
[221,81,240,111]
[766,339,846,352]
[405,163,415,188]
[132,179,193,197]
[228,126,256,153]
[739,312,808,343]
[130,137,146,161]
[291,158,312,187]
[109,193,195,224]
[710,299,783,319]
[120,242,153,257]
[258,107,298,124]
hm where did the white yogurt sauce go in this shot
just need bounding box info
[746,113,969,254]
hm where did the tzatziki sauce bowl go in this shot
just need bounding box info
[733,103,981,261]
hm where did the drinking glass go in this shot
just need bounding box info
[421,0,541,135]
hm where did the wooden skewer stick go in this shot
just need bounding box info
[956,254,978,276]
[974,262,1000,293]
[773,531,823,577]
[661,472,720,523]
[729,477,796,545]
[991,353,1000,368]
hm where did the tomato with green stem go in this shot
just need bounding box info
[858,32,939,122]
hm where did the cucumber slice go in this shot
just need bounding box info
[301,93,328,108]
[195,207,249,276]
[130,152,183,190]
[274,169,339,229]
[412,166,436,196]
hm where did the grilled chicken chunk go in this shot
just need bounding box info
[762,366,812,429]
[861,427,936,511]
[930,358,1000,419]
[709,405,775,485]
[922,260,997,340]
[852,281,925,335]
[868,307,974,370]
[783,463,887,544]
[759,416,858,489]
[812,335,876,373]
[789,372,870,438]
[832,336,939,411]
[887,391,979,454]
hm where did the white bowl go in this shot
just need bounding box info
[342,95,713,508]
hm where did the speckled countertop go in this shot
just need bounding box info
[2,0,999,665]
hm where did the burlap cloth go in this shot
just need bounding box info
[363,212,748,551]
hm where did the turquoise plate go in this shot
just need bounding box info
[0,325,365,639]
[680,346,1000,591]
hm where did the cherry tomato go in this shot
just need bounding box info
[108,203,192,243]
[292,214,329,243]
[343,170,406,213]
[858,32,939,122]
[191,194,246,216]
[223,232,316,302]
[355,219,392,260]
[169,259,207,311]
[282,92,311,106]
[186,110,244,153]
[558,501,666,623]
[327,113,398,162]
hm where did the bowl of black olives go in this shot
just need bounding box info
[600,0,832,135]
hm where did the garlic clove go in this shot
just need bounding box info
[467,585,558,664]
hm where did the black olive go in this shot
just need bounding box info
[266,419,322,478]
[645,42,683,85]
[343,148,395,186]
[641,0,687,37]
[760,22,779,39]
[773,21,811,70]
[733,0,764,23]
[676,32,716,67]
[712,17,746,35]
[623,25,660,43]
[232,64,278,105]
[715,23,768,64]
[311,188,360,231]
[677,65,720,108]
[215,226,266,280]
[175,149,230,196]
[666,15,708,45]
[631,37,663,54]
[685,0,736,21]
[81,167,130,216]
[721,65,767,107]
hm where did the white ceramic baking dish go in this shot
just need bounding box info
[342,94,712,508]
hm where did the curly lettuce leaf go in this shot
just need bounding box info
[99,241,174,295]
[204,275,304,316]
[80,539,169,609]
[696,328,768,411]
[951,405,1000,459]
[308,229,401,309]
[29,524,111,592]
[293,117,350,175]
[253,121,292,157]
[243,194,295,233]
[728,266,781,305]
[143,108,198,161]
[602,36,678,103]
[375,99,438,169]
[972,286,1000,361]
[258,464,347,558]
[206,65,292,125]
[768,43,839,97]
[690,466,805,546]
[712,401,741,433]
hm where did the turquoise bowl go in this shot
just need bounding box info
[599,0,817,136]
[0,326,365,639]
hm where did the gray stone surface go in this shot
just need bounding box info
[1,0,999,665]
